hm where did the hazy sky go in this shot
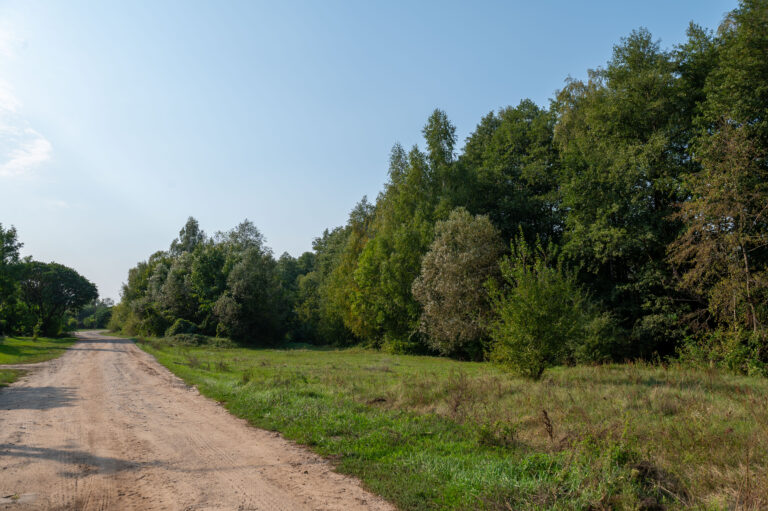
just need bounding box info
[0,0,737,300]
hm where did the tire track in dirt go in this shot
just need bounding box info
[0,331,394,511]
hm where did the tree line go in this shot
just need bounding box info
[0,225,99,337]
[111,0,768,376]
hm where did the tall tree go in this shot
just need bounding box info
[412,208,503,359]
[669,123,768,337]
[18,261,98,336]
[170,217,206,255]
[0,224,22,335]
[459,100,560,242]
[554,28,695,356]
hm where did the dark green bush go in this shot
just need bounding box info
[167,333,237,348]
[488,236,617,379]
[165,318,198,337]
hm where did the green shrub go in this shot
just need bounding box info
[381,333,430,355]
[678,329,768,377]
[488,236,616,378]
[165,318,198,337]
[166,333,237,348]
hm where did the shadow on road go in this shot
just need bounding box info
[0,444,161,476]
[0,386,78,410]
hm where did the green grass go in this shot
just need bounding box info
[0,336,77,389]
[0,368,25,387]
[138,339,768,510]
[0,336,77,365]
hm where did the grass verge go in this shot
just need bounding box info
[0,369,25,387]
[139,340,768,510]
[0,336,77,365]
[0,335,76,389]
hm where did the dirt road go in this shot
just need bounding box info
[0,331,394,510]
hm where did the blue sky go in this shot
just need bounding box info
[0,0,737,300]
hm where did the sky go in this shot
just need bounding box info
[0,0,738,301]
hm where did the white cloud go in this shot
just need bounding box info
[0,129,53,177]
[0,30,53,179]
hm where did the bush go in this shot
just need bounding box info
[488,236,616,379]
[166,333,237,348]
[678,329,768,377]
[165,318,198,337]
[381,333,430,355]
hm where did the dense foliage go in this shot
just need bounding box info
[0,224,98,337]
[112,1,768,375]
[109,218,301,344]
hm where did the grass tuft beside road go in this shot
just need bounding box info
[0,336,77,387]
[138,339,768,510]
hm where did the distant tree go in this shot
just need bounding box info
[170,217,206,255]
[276,251,314,340]
[214,246,283,344]
[295,226,355,344]
[324,197,375,343]
[0,224,22,335]
[159,253,198,322]
[412,208,502,359]
[218,219,265,251]
[74,298,114,329]
[189,242,228,334]
[18,261,98,336]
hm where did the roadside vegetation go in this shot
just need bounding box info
[111,1,768,379]
[1,225,99,338]
[0,336,78,386]
[112,5,768,504]
[141,340,768,510]
[0,336,77,365]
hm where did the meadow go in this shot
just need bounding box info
[139,339,768,510]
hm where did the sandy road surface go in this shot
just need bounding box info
[0,332,394,510]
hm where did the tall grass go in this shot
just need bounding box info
[141,342,768,510]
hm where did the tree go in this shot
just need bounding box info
[170,217,206,255]
[0,224,22,335]
[701,0,768,147]
[295,227,355,344]
[459,100,561,243]
[350,145,438,347]
[553,28,695,356]
[17,261,98,336]
[669,124,768,362]
[214,246,283,344]
[412,208,502,359]
[667,0,768,372]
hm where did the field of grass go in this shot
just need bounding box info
[0,336,77,387]
[139,339,768,510]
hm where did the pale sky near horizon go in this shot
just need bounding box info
[0,0,737,301]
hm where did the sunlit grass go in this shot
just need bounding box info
[0,369,24,387]
[140,340,768,510]
[0,336,77,365]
